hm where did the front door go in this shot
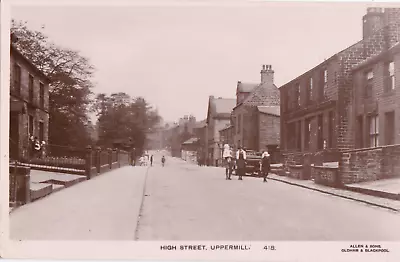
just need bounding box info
[9,113,20,160]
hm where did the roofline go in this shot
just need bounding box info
[219,125,233,132]
[352,42,400,72]
[11,44,51,82]
[280,54,338,89]
[258,111,280,117]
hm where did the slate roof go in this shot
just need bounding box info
[213,98,236,114]
[233,83,280,110]
[257,106,280,116]
[237,82,259,93]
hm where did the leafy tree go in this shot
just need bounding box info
[94,92,161,154]
[11,20,95,148]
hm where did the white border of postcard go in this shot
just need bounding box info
[1,0,400,261]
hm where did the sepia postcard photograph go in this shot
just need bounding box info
[1,0,400,261]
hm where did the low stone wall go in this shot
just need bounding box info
[311,165,342,188]
[287,165,305,179]
[339,144,400,184]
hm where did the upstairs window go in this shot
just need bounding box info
[237,114,241,134]
[29,74,34,103]
[364,70,373,97]
[40,82,45,109]
[13,64,21,96]
[295,83,300,107]
[323,69,328,98]
[385,61,395,91]
[308,77,313,103]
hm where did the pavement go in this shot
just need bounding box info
[10,166,148,240]
[267,174,400,212]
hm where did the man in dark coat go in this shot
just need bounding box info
[236,146,247,180]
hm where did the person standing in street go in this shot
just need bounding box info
[222,144,233,180]
[261,149,271,182]
[161,155,166,167]
[236,146,246,180]
[150,155,153,166]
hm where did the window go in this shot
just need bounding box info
[13,64,21,95]
[296,120,302,150]
[304,118,312,150]
[365,70,373,97]
[237,114,241,134]
[39,122,44,142]
[317,114,324,150]
[356,115,364,148]
[385,111,395,145]
[328,111,334,148]
[385,61,395,91]
[295,84,300,107]
[29,115,34,137]
[29,74,34,103]
[369,115,379,147]
[40,82,45,108]
[308,77,313,102]
[322,69,328,98]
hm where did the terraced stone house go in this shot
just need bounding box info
[10,36,50,161]
[280,7,400,181]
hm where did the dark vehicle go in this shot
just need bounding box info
[232,150,262,177]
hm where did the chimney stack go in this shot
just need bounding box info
[363,7,385,39]
[260,64,274,85]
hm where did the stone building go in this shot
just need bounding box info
[205,96,236,166]
[351,42,400,148]
[231,65,280,152]
[280,7,400,169]
[10,40,50,161]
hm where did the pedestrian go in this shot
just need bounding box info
[223,144,233,180]
[236,146,246,180]
[261,149,271,182]
[161,155,166,167]
[150,155,153,166]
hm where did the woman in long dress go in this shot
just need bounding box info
[222,144,233,180]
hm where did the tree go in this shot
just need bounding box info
[94,92,161,154]
[11,20,95,148]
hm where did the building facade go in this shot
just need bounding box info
[231,65,280,151]
[10,42,50,161]
[280,8,400,163]
[205,96,236,166]
[351,43,400,148]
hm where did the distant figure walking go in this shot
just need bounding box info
[161,155,166,167]
[236,146,247,180]
[261,149,271,182]
[150,155,153,166]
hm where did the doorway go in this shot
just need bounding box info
[10,113,20,160]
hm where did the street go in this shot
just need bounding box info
[10,153,400,241]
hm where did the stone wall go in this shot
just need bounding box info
[311,166,342,187]
[339,144,400,184]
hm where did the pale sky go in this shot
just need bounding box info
[11,1,379,123]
